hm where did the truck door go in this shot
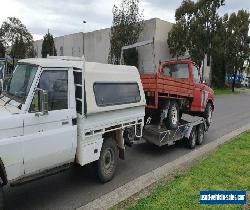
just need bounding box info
[23,69,77,175]
[191,65,207,112]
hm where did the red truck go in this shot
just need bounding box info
[141,59,215,129]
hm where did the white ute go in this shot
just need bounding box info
[0,56,145,208]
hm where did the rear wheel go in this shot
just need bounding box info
[0,184,3,210]
[164,101,179,130]
[188,128,196,149]
[196,124,205,145]
[97,137,118,183]
[203,103,213,127]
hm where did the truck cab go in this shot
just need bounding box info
[0,56,145,208]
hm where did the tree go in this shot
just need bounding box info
[41,30,57,58]
[168,0,225,84]
[225,10,250,92]
[210,16,227,87]
[10,36,26,59]
[0,17,33,61]
[109,0,144,65]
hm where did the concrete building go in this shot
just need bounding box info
[34,18,174,72]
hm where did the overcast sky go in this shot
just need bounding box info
[0,0,249,40]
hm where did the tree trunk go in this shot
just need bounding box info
[232,70,236,92]
[208,55,212,86]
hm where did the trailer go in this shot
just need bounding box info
[141,115,208,149]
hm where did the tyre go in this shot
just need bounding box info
[196,124,205,145]
[0,185,3,210]
[188,128,196,149]
[203,102,213,127]
[164,101,179,130]
[97,137,118,183]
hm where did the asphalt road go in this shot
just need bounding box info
[4,91,250,210]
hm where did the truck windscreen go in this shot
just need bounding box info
[4,64,38,103]
[162,64,189,79]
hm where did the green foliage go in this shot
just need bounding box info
[109,0,144,65]
[214,87,241,96]
[168,0,250,89]
[168,0,226,85]
[0,17,34,59]
[10,37,26,59]
[224,10,250,92]
[127,132,250,210]
[41,31,57,58]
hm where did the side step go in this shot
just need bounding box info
[10,163,73,186]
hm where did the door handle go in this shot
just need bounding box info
[62,121,69,125]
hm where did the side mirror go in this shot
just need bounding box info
[35,88,49,117]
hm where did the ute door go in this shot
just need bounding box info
[191,64,207,112]
[23,69,77,175]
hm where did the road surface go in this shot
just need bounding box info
[4,91,250,210]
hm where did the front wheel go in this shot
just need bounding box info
[0,185,3,210]
[97,137,118,183]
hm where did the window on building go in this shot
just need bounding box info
[37,70,68,111]
[94,82,141,107]
[162,63,189,79]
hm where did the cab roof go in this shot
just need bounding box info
[18,57,138,75]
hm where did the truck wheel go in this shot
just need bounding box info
[196,124,205,145]
[0,185,3,210]
[164,101,179,130]
[203,103,213,127]
[97,137,118,183]
[188,128,196,149]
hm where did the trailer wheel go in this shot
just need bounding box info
[203,103,213,127]
[97,137,118,183]
[188,128,196,149]
[0,184,3,210]
[196,124,205,145]
[164,101,179,130]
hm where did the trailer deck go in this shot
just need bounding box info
[142,115,207,148]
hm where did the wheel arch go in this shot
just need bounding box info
[103,130,124,160]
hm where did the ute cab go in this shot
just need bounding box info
[0,56,145,209]
[141,59,214,129]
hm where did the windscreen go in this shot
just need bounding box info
[162,63,189,79]
[4,64,38,103]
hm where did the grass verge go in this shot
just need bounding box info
[214,87,249,96]
[113,132,250,210]
[214,87,238,96]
